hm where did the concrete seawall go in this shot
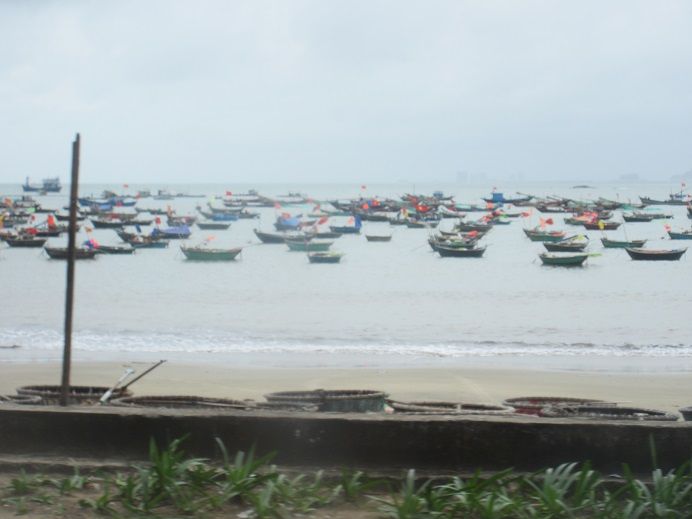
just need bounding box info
[1,406,690,472]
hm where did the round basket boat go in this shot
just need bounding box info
[502,396,610,416]
[0,394,43,405]
[16,385,131,405]
[541,405,679,422]
[678,406,692,421]
[255,401,320,412]
[264,389,387,413]
[388,400,514,415]
[110,395,255,410]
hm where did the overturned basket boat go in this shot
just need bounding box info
[388,400,514,415]
[541,405,679,421]
[110,395,255,410]
[264,389,387,413]
[16,385,131,405]
[502,396,611,416]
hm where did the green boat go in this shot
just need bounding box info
[600,238,647,248]
[286,239,333,252]
[180,245,242,261]
[308,252,343,263]
[523,227,567,242]
[539,252,588,266]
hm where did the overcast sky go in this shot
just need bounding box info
[1,1,691,183]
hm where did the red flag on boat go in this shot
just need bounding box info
[664,224,672,232]
[360,185,367,190]
[155,217,161,225]
[317,216,329,225]
[47,215,56,228]
[274,202,282,209]
[372,198,380,206]
[416,204,430,213]
[485,201,494,210]
[362,203,369,210]
[545,218,554,225]
[226,190,232,196]
[468,230,479,237]
[26,227,37,235]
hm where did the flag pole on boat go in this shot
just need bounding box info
[60,133,80,407]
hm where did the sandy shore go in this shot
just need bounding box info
[1,360,691,413]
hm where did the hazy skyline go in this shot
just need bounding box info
[2,1,692,184]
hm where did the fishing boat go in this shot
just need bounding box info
[523,228,566,242]
[91,217,127,229]
[625,247,687,261]
[667,230,692,240]
[428,236,478,252]
[436,245,486,258]
[151,226,191,239]
[180,245,242,261]
[22,177,62,193]
[311,230,342,239]
[622,213,654,223]
[128,237,169,249]
[543,236,589,252]
[307,252,343,264]
[285,239,333,252]
[4,236,48,248]
[539,252,589,266]
[95,244,135,254]
[600,237,647,248]
[44,247,98,259]
[329,216,362,234]
[583,221,621,230]
[254,229,307,244]
[197,221,231,230]
[365,234,392,242]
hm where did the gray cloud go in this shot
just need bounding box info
[1,0,691,182]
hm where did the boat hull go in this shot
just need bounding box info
[180,247,242,261]
[625,248,687,261]
[539,253,588,266]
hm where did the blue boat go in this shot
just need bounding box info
[151,225,191,239]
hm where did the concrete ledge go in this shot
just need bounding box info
[1,405,690,472]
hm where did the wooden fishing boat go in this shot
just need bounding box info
[428,236,478,252]
[44,247,98,259]
[311,231,342,239]
[254,229,288,244]
[583,221,621,230]
[329,225,361,234]
[285,239,333,252]
[623,213,654,223]
[180,245,242,261]
[91,218,126,229]
[600,237,647,248]
[197,221,231,230]
[456,221,493,232]
[543,237,589,252]
[405,219,436,229]
[668,230,692,240]
[523,228,566,242]
[96,244,135,255]
[308,252,343,264]
[129,238,169,249]
[4,236,48,248]
[539,252,588,266]
[151,226,191,239]
[436,245,486,258]
[365,234,392,242]
[625,247,687,261]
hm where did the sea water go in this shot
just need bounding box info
[1,182,690,368]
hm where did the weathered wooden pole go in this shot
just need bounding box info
[60,133,81,406]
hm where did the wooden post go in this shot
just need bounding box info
[60,134,80,406]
